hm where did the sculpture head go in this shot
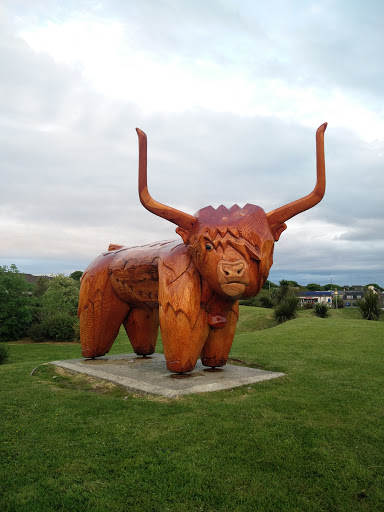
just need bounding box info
[136,124,327,300]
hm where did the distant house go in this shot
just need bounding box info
[342,290,364,307]
[297,286,382,308]
[22,274,53,284]
[297,291,333,306]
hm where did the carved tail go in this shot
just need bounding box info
[266,122,327,227]
[136,128,197,230]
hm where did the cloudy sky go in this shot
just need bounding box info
[0,0,383,287]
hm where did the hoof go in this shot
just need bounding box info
[166,359,195,374]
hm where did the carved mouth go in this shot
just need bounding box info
[220,282,247,297]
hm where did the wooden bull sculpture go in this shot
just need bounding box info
[78,123,327,373]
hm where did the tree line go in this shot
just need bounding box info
[0,264,82,342]
[1,266,382,344]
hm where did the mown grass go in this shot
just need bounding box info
[1,307,383,511]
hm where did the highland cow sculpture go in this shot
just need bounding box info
[78,123,327,373]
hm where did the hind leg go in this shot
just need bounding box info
[123,307,159,356]
[78,254,130,358]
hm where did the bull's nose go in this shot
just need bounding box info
[220,261,245,280]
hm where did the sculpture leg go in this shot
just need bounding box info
[160,305,209,373]
[158,245,209,373]
[123,307,159,356]
[78,255,130,358]
[200,305,239,368]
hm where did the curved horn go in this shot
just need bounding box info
[266,122,327,227]
[136,128,197,230]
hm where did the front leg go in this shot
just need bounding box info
[159,246,209,373]
[201,302,239,368]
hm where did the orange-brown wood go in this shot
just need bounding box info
[123,308,159,356]
[78,124,327,372]
[201,302,239,368]
[78,252,130,358]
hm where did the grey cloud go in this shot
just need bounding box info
[108,0,384,103]
[5,0,384,103]
[0,2,383,285]
[336,221,384,242]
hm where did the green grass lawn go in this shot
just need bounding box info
[1,307,383,511]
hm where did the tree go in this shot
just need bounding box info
[324,283,343,290]
[262,279,278,290]
[33,276,50,297]
[287,280,301,288]
[0,265,33,341]
[306,283,324,291]
[69,271,83,282]
[364,283,383,292]
[28,274,80,342]
[41,274,80,317]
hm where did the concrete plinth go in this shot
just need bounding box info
[50,353,285,398]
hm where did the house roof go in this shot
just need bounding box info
[298,291,333,297]
[22,273,52,284]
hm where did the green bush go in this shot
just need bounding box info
[45,314,77,341]
[29,313,78,342]
[358,291,382,321]
[302,302,314,309]
[313,303,330,318]
[239,298,258,307]
[274,295,300,324]
[259,294,275,308]
[41,274,80,317]
[274,280,291,305]
[240,291,274,308]
[0,345,9,364]
[28,322,47,342]
[0,264,33,341]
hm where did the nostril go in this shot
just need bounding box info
[237,269,241,274]
[224,271,229,276]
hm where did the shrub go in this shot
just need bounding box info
[313,303,330,318]
[274,280,290,305]
[274,295,300,324]
[45,314,77,341]
[240,291,275,308]
[27,322,47,342]
[239,298,258,307]
[0,345,9,364]
[29,313,78,342]
[358,291,382,321]
[302,302,314,309]
[259,294,275,309]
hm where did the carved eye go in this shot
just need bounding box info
[205,243,213,251]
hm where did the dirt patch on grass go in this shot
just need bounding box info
[34,364,125,395]
[54,366,120,392]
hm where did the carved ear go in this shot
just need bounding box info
[269,222,287,242]
[176,227,190,244]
